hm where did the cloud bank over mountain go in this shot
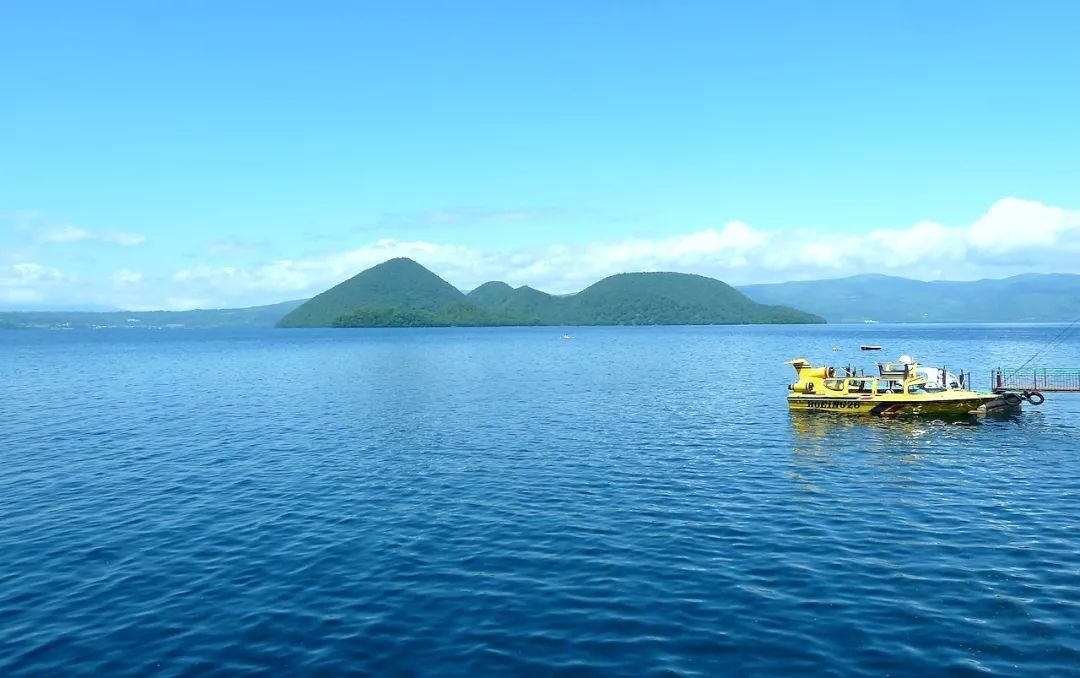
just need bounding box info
[4,197,1079,310]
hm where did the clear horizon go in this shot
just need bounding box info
[3,2,1079,310]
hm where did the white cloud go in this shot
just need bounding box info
[197,238,272,257]
[7,197,1080,310]
[37,225,145,247]
[966,197,1076,253]
[0,262,72,304]
[6,262,67,282]
[41,226,90,243]
[366,207,548,232]
[99,231,146,247]
[110,269,143,287]
[171,239,484,302]
[162,297,213,311]
[159,197,1080,309]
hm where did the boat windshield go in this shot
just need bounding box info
[907,383,931,395]
[847,379,873,393]
[876,380,903,394]
[823,378,845,392]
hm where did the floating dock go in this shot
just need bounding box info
[992,368,1080,393]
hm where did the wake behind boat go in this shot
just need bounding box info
[786,356,1030,417]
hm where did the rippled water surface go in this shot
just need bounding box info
[3,325,1080,675]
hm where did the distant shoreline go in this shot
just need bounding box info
[6,269,1079,328]
[5,319,1080,332]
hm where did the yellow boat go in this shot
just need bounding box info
[786,357,1017,416]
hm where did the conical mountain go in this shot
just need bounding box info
[465,281,515,307]
[277,258,464,327]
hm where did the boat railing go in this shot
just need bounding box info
[991,367,1080,393]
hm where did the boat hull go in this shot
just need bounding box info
[787,393,1012,416]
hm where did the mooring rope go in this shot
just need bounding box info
[1007,316,1080,379]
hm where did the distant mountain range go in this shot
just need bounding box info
[277,258,822,327]
[0,300,305,330]
[737,273,1080,323]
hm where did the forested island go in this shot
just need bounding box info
[9,260,1080,330]
[278,258,823,328]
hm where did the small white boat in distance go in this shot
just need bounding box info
[561,334,573,340]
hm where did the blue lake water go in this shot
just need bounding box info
[3,324,1080,675]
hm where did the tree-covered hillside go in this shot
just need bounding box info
[464,281,515,307]
[462,270,816,323]
[278,258,465,327]
[564,272,820,325]
[333,301,536,328]
[4,259,824,330]
[465,271,823,325]
[13,266,1079,330]
[283,259,821,327]
[466,284,565,322]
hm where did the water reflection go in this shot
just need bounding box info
[790,411,977,439]
[787,412,984,467]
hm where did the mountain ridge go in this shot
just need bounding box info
[282,259,822,327]
[738,273,1080,323]
[0,299,306,330]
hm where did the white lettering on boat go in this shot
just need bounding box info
[805,400,862,409]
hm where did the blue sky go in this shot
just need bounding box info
[2,1,1079,309]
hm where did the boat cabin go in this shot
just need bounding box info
[787,357,942,396]
[820,376,935,396]
[880,357,964,390]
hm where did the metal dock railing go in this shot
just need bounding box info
[991,368,1080,393]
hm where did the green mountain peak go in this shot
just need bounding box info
[465,281,516,307]
[564,271,813,325]
[277,258,464,327]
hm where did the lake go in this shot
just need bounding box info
[2,324,1079,675]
